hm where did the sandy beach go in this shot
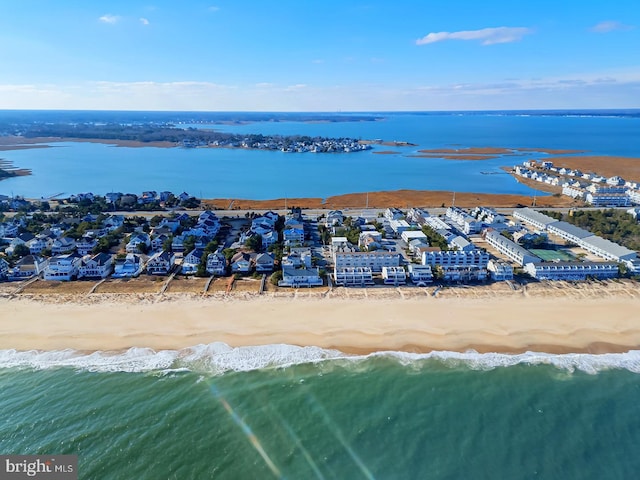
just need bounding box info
[2,285,640,354]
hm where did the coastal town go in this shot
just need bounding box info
[2,179,640,295]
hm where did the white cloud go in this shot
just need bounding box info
[416,26,533,46]
[99,14,120,24]
[140,18,150,26]
[590,21,634,33]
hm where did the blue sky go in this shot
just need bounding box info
[0,0,639,111]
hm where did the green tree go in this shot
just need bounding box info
[270,270,283,286]
[245,234,262,252]
[12,244,30,259]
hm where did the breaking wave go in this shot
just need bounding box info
[1,344,639,375]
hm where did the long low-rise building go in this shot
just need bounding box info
[513,208,558,231]
[547,221,593,244]
[334,267,374,286]
[524,261,619,281]
[334,251,400,272]
[484,230,540,266]
[421,249,489,267]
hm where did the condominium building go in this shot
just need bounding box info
[333,267,374,286]
[421,249,489,268]
[484,230,540,266]
[381,266,407,285]
[334,251,400,272]
[524,261,618,281]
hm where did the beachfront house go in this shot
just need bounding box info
[26,236,53,255]
[487,260,514,281]
[147,251,176,275]
[43,253,83,281]
[382,266,407,285]
[7,255,48,281]
[182,248,205,274]
[51,237,77,255]
[112,254,145,278]
[254,253,275,273]
[231,252,254,273]
[278,266,323,287]
[206,251,227,276]
[78,253,113,279]
[407,264,433,286]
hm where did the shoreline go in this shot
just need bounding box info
[2,292,640,355]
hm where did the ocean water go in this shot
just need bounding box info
[1,346,640,479]
[2,112,640,199]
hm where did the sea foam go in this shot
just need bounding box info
[1,344,639,375]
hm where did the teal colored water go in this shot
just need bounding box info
[2,112,640,199]
[1,349,640,479]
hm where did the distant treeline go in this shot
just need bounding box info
[17,123,362,146]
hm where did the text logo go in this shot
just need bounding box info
[0,456,77,479]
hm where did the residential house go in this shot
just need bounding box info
[0,222,18,238]
[382,266,407,285]
[26,236,53,255]
[407,264,433,286]
[181,248,205,274]
[76,237,98,256]
[51,237,77,255]
[78,253,113,279]
[7,255,48,281]
[112,254,145,278]
[254,253,275,273]
[231,252,254,273]
[151,234,170,252]
[147,251,176,275]
[487,260,514,281]
[384,208,404,221]
[283,228,305,245]
[44,253,82,281]
[278,266,323,287]
[103,215,125,232]
[126,233,151,253]
[325,210,344,227]
[206,251,227,276]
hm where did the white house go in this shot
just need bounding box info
[51,237,76,255]
[78,253,113,279]
[325,210,344,227]
[382,266,407,285]
[484,230,540,266]
[407,264,433,286]
[112,254,145,278]
[43,253,82,281]
[487,260,514,281]
[279,266,323,287]
[421,249,489,268]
